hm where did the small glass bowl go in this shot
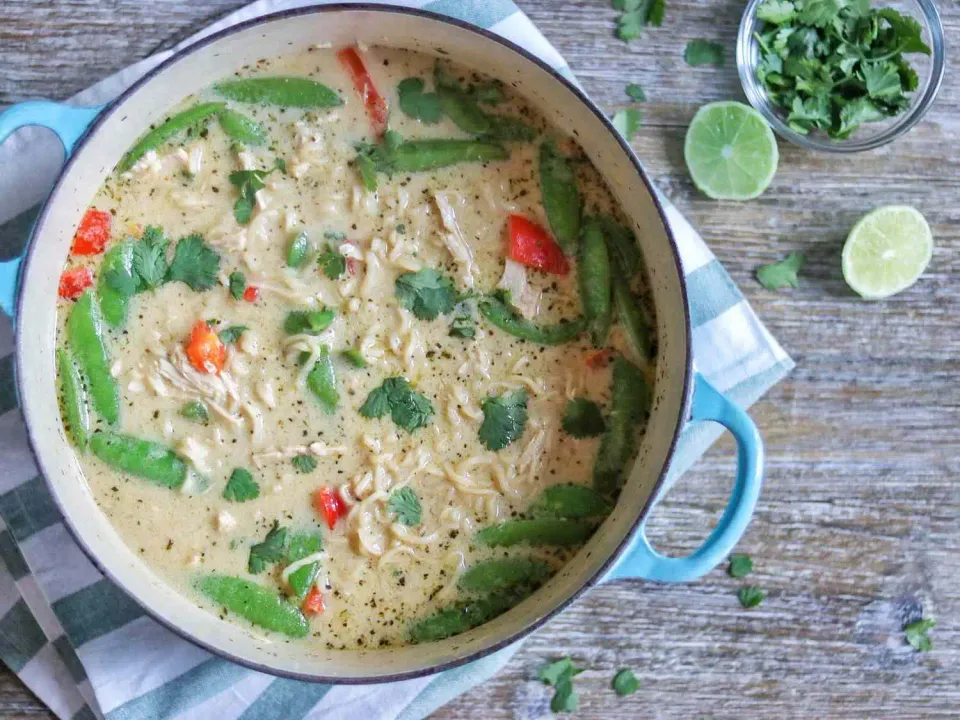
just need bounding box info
[736,0,946,153]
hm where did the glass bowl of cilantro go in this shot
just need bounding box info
[737,0,944,152]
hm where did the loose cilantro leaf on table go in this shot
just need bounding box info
[359,377,434,433]
[317,244,347,280]
[479,389,529,451]
[613,0,665,42]
[562,398,606,438]
[904,617,935,652]
[756,252,805,290]
[613,108,642,140]
[539,657,583,714]
[395,268,457,320]
[166,234,221,291]
[218,325,246,344]
[388,487,422,526]
[248,520,288,574]
[397,77,443,124]
[228,270,246,300]
[612,668,640,696]
[223,468,260,502]
[625,83,646,102]
[738,585,766,608]
[728,553,754,578]
[292,454,317,473]
[685,39,725,66]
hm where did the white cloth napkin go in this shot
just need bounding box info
[0,1,793,718]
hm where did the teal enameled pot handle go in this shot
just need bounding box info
[606,373,764,582]
[0,100,105,318]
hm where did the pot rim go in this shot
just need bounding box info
[15,2,693,684]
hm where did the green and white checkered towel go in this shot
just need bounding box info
[0,1,794,717]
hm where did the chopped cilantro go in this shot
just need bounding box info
[756,252,805,290]
[613,108,642,140]
[284,307,335,335]
[179,401,208,423]
[359,377,434,433]
[562,398,606,438]
[387,487,422,526]
[479,389,529,451]
[904,617,935,652]
[228,158,284,224]
[738,585,766,608]
[625,83,646,102]
[612,668,640,696]
[685,39,725,66]
[292,454,317,473]
[324,230,346,241]
[449,314,476,339]
[228,270,246,300]
[223,468,259,502]
[218,325,246,344]
[395,223,406,234]
[166,234,221,291]
[395,268,457,321]
[247,520,288,574]
[397,77,443,124]
[728,553,754,578]
[317,244,347,280]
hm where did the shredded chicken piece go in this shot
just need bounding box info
[497,259,541,318]
[215,510,237,534]
[434,191,478,287]
[179,437,212,475]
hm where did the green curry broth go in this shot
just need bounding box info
[54,46,656,649]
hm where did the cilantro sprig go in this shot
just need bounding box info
[223,468,260,502]
[247,521,288,574]
[359,377,434,433]
[539,657,583,713]
[757,252,805,290]
[479,389,529,451]
[228,158,285,224]
[387,487,422,526]
[395,268,457,321]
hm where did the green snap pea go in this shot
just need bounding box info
[286,533,322,599]
[481,114,536,142]
[119,102,225,172]
[579,219,612,347]
[197,575,309,638]
[594,356,651,495]
[67,291,119,425]
[529,485,613,519]
[436,86,492,135]
[612,273,654,365]
[97,241,136,328]
[410,592,521,644]
[340,349,367,368]
[476,519,596,547]
[457,557,551,593]
[89,431,187,488]
[306,346,338,414]
[217,108,267,146]
[599,215,640,277]
[286,231,310,268]
[478,296,585,345]
[57,348,90,451]
[539,140,581,252]
[284,308,335,335]
[390,139,509,172]
[213,77,342,108]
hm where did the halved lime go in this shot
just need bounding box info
[684,101,778,200]
[842,205,933,299]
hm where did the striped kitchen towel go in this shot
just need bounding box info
[0,0,794,718]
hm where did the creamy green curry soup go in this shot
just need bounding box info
[54,45,656,649]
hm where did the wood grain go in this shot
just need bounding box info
[1,1,958,718]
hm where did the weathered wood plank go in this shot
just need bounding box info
[0,0,958,718]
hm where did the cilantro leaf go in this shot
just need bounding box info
[387,487,422,526]
[837,97,885,138]
[358,382,393,419]
[539,658,583,713]
[292,454,317,473]
[685,40,725,66]
[395,268,457,321]
[324,230,346,241]
[397,77,443,124]
[284,307,336,335]
[359,377,434,433]
[228,271,246,300]
[223,468,260,502]
[756,0,796,24]
[218,325,246,344]
[180,400,208,423]
[877,8,931,55]
[228,162,283,225]
[562,398,606,438]
[737,585,766,608]
[247,521,289,574]
[616,11,645,41]
[756,252,805,290]
[479,389,529,451]
[612,108,642,140]
[904,617,935,652]
[317,244,347,280]
[551,679,579,713]
[625,83,646,102]
[797,0,843,27]
[647,0,665,26]
[133,226,169,290]
[449,314,476,339]
[612,668,640,696]
[539,657,583,685]
[166,234,221,291]
[863,62,902,100]
[728,553,754,578]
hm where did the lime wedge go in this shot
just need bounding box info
[842,205,933,299]
[684,101,778,200]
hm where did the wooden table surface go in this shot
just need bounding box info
[1,0,958,717]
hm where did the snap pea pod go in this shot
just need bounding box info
[306,346,338,414]
[284,308,335,335]
[579,219,612,347]
[67,291,119,425]
[89,431,187,488]
[612,273,654,365]
[57,348,90,451]
[389,140,509,172]
[286,533,322,600]
[457,557,551,593]
[599,214,640,277]
[217,108,267,146]
[481,114,536,142]
[287,231,310,268]
[436,86,492,135]
[197,575,309,638]
[539,140,581,252]
[119,102,225,172]
[478,296,585,345]
[213,77,343,108]
[529,485,613,519]
[97,241,136,328]
[594,356,651,495]
[410,592,521,644]
[476,519,595,547]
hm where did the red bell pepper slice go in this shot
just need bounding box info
[185,321,226,375]
[302,586,325,616]
[58,267,94,299]
[506,215,570,275]
[313,487,348,530]
[337,47,388,137]
[72,209,112,256]
[242,285,259,303]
